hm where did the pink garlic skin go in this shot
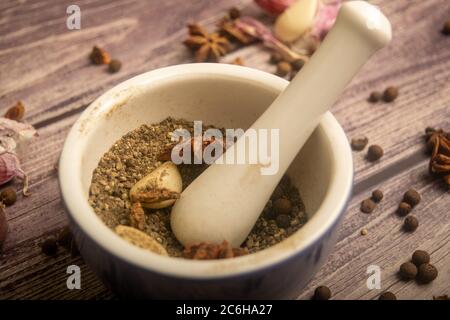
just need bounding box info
[0,152,23,185]
[0,208,7,248]
[311,0,341,40]
[254,0,296,15]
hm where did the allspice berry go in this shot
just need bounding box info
[403,215,419,232]
[360,198,376,213]
[273,198,292,216]
[379,291,397,300]
[403,189,421,207]
[368,91,382,103]
[367,145,384,161]
[371,189,384,203]
[0,188,17,206]
[313,286,331,300]
[442,20,450,35]
[397,202,412,216]
[41,237,58,256]
[382,86,399,102]
[417,263,438,284]
[351,136,368,151]
[276,214,291,229]
[108,59,122,73]
[276,61,292,77]
[411,250,430,267]
[399,262,418,280]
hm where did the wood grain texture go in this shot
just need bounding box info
[0,0,449,299]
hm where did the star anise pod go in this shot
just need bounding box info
[426,128,450,187]
[183,23,231,62]
[218,18,253,45]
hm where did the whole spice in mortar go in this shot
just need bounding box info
[183,240,247,260]
[89,118,308,258]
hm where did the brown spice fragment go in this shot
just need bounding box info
[442,20,450,35]
[351,136,368,151]
[417,263,438,284]
[276,61,292,77]
[360,228,368,236]
[368,91,382,103]
[397,202,412,216]
[399,261,418,280]
[425,128,450,187]
[367,144,384,161]
[403,189,421,207]
[183,240,247,260]
[0,188,17,206]
[411,250,430,267]
[4,101,25,121]
[313,286,331,300]
[403,215,418,232]
[379,292,396,300]
[130,202,146,231]
[382,86,399,102]
[371,189,383,203]
[219,19,251,44]
[108,59,122,73]
[90,46,110,65]
[231,57,245,66]
[433,295,449,300]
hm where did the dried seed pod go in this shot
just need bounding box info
[399,262,418,280]
[108,59,122,73]
[403,215,419,232]
[367,145,384,161]
[115,225,168,256]
[417,263,438,284]
[403,189,421,207]
[397,202,412,216]
[4,101,25,121]
[360,198,376,213]
[371,189,384,203]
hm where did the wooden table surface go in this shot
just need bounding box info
[0,0,448,299]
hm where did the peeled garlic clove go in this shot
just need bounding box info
[115,225,168,256]
[274,0,319,42]
[130,161,182,209]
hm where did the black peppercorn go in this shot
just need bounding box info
[367,145,384,161]
[360,198,376,213]
[313,286,331,300]
[108,59,122,73]
[411,250,430,267]
[351,136,368,151]
[273,198,292,216]
[276,214,291,229]
[399,262,418,280]
[397,202,412,216]
[276,61,292,77]
[417,263,438,284]
[0,188,17,206]
[403,189,421,207]
[403,215,419,232]
[371,189,384,203]
[57,226,73,249]
[382,86,399,102]
[379,291,396,300]
[41,237,58,256]
[368,91,382,103]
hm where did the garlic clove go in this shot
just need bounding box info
[115,225,168,256]
[274,0,319,42]
[130,161,182,209]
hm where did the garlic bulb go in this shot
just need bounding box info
[274,0,319,42]
[129,161,182,209]
[115,225,168,256]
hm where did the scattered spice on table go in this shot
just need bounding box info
[231,57,245,66]
[360,228,368,236]
[89,46,110,65]
[411,250,430,267]
[371,189,383,203]
[382,86,399,102]
[368,91,382,103]
[379,291,396,300]
[0,187,17,206]
[57,226,73,249]
[89,118,308,258]
[425,127,450,188]
[108,59,122,73]
[228,7,241,20]
[360,198,376,213]
[399,261,418,280]
[313,285,331,300]
[403,215,418,232]
[184,23,231,62]
[351,136,368,151]
[417,263,438,284]
[41,237,58,256]
[403,188,421,207]
[4,101,25,121]
[397,202,412,216]
[441,20,450,35]
[433,295,449,300]
[0,207,7,248]
[367,144,384,162]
